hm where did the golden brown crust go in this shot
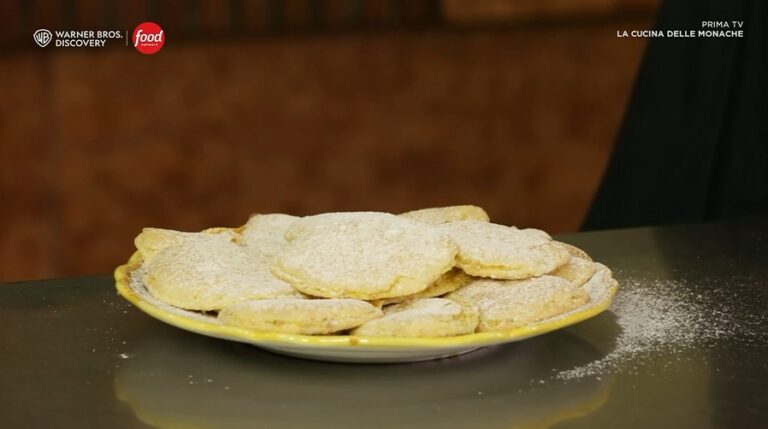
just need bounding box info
[219,298,382,335]
[369,269,472,307]
[556,242,593,262]
[134,227,237,261]
[352,298,479,337]
[399,205,490,224]
[446,276,589,332]
[550,257,596,287]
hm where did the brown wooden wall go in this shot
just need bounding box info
[0,1,655,282]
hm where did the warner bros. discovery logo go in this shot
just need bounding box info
[33,29,52,47]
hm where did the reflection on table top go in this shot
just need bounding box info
[1,217,766,428]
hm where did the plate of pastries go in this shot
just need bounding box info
[114,205,618,363]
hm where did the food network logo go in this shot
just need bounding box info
[132,22,165,54]
[33,22,165,54]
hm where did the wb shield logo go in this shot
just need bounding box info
[33,29,52,47]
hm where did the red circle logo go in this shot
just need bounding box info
[132,22,164,55]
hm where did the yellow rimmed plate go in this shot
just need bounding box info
[115,251,617,363]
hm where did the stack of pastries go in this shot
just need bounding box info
[134,206,617,337]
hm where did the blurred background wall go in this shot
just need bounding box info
[0,0,657,282]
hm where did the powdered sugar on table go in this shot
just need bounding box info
[554,272,765,381]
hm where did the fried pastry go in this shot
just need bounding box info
[352,298,479,337]
[439,220,569,279]
[273,212,458,300]
[134,227,236,260]
[557,242,593,262]
[446,275,589,332]
[239,213,299,259]
[370,269,472,307]
[399,205,490,224]
[583,263,618,296]
[218,298,382,335]
[144,235,300,311]
[550,256,596,287]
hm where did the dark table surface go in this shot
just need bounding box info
[1,218,766,428]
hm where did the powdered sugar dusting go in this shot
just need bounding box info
[448,275,589,332]
[275,212,458,299]
[143,236,300,310]
[129,265,222,324]
[440,220,570,279]
[554,274,765,380]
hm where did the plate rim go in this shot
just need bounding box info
[115,250,617,349]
